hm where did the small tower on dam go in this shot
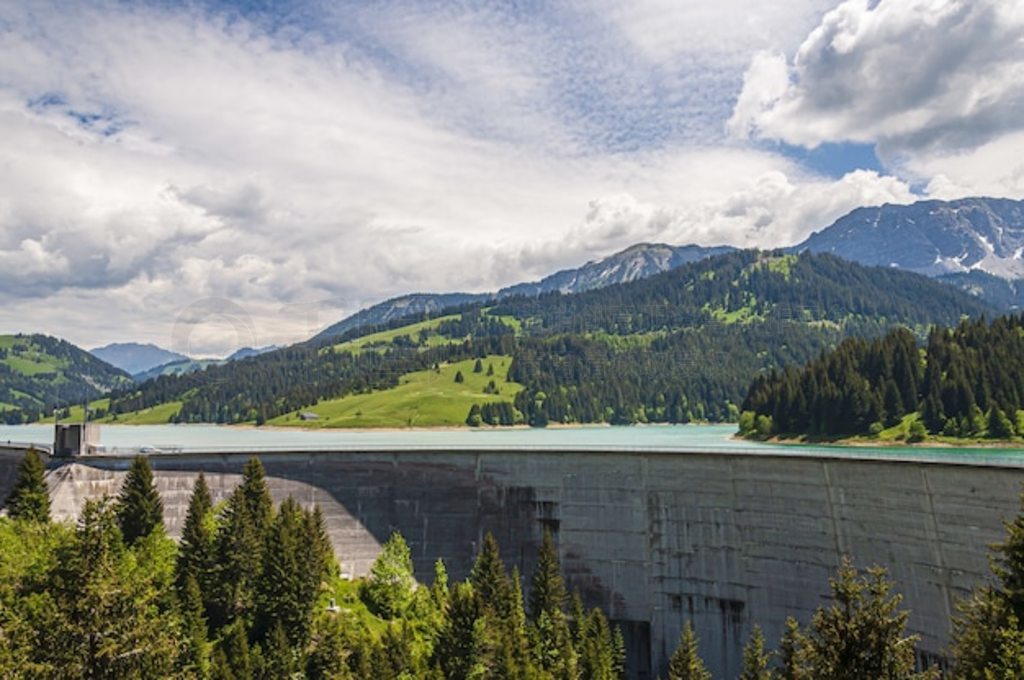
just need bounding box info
[53,423,100,457]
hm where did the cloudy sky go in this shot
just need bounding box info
[2,0,1023,356]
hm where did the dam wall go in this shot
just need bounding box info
[1,448,1021,678]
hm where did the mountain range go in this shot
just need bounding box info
[794,197,1024,279]
[4,195,1024,426]
[90,342,189,376]
[88,342,282,382]
[97,249,994,427]
[314,243,733,340]
[318,197,1024,341]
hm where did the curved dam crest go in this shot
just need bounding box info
[1,446,1021,678]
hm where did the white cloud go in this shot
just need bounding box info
[0,0,1001,356]
[728,0,1024,156]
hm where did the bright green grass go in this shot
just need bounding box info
[837,410,1024,445]
[325,311,520,357]
[486,312,523,335]
[271,355,522,428]
[320,578,388,635]
[763,253,798,279]
[584,330,666,350]
[63,399,112,422]
[324,315,461,355]
[34,398,181,425]
[707,298,763,324]
[102,401,183,425]
[3,355,59,376]
[0,335,67,376]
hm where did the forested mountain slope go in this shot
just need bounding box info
[314,243,732,340]
[0,334,132,424]
[104,250,995,426]
[741,315,1024,441]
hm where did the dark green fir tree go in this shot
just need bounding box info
[116,455,163,546]
[5,447,50,522]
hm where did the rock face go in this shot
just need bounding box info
[8,448,1021,679]
[498,243,735,298]
[795,197,1024,280]
[314,243,733,341]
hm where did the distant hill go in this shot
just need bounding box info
[131,358,222,383]
[90,342,188,376]
[225,345,280,362]
[0,334,132,423]
[314,292,488,341]
[104,249,995,427]
[314,243,733,340]
[794,197,1024,286]
[497,243,734,298]
[129,346,281,383]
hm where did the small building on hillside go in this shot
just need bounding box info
[300,411,320,421]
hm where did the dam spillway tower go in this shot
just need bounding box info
[53,423,99,458]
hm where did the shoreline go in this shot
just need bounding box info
[733,433,1024,450]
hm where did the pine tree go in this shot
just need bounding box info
[5,447,49,522]
[667,622,711,680]
[472,532,510,611]
[177,473,215,598]
[989,407,1016,439]
[116,455,164,546]
[578,607,618,680]
[954,493,1024,677]
[44,498,182,678]
[238,457,273,538]
[180,574,211,679]
[433,581,481,679]
[255,497,320,646]
[217,621,253,680]
[739,625,772,680]
[259,621,298,679]
[305,505,337,580]
[430,558,450,610]
[209,458,274,629]
[474,359,484,373]
[305,614,352,680]
[802,557,933,679]
[454,370,465,384]
[529,528,566,620]
[612,626,626,679]
[777,617,807,680]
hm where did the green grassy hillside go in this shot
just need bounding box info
[270,355,522,428]
[0,335,132,424]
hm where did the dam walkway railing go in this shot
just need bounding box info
[67,442,1024,470]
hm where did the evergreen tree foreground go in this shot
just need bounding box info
[5,447,50,522]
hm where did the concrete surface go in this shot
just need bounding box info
[1,448,1019,678]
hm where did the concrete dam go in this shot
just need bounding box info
[2,446,1022,678]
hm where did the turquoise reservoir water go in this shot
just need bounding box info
[3,423,1024,467]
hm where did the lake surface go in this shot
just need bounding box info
[3,422,1024,467]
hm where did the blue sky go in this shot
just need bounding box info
[0,0,1022,354]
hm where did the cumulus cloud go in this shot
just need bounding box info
[728,0,1024,156]
[513,168,916,266]
[0,0,1005,355]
